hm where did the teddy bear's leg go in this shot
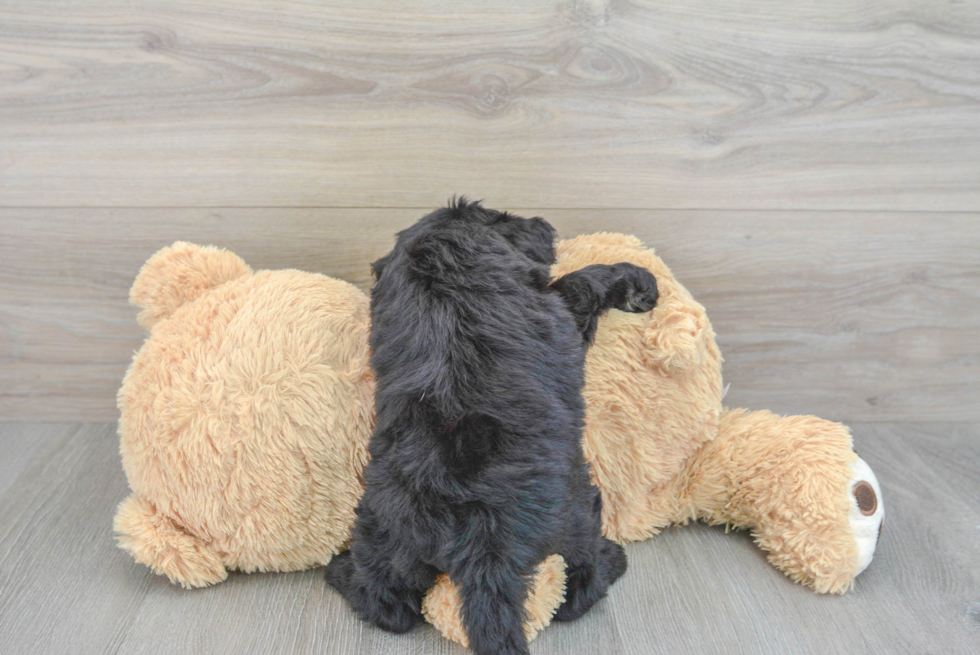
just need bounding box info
[113,494,228,588]
[422,554,568,648]
[679,409,884,594]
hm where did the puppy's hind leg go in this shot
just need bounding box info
[553,537,627,622]
[554,488,627,622]
[551,263,659,343]
[325,513,437,634]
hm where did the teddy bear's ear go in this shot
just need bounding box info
[130,241,252,330]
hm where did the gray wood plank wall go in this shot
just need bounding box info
[1,3,978,654]
[1,210,978,422]
[1,0,979,423]
[2,0,979,210]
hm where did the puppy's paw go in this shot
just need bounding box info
[611,263,659,313]
[849,456,884,576]
[598,538,627,584]
[325,549,356,594]
[373,604,425,635]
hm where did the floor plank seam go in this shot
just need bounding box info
[3,206,980,214]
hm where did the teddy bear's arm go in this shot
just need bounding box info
[641,283,714,376]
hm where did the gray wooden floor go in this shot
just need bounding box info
[0,421,977,654]
[2,0,979,653]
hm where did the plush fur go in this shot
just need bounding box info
[551,233,882,594]
[324,201,656,655]
[422,554,568,648]
[550,233,725,542]
[115,232,883,649]
[116,242,375,586]
[114,240,570,641]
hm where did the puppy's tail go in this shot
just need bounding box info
[456,559,533,655]
[113,494,228,589]
[424,554,567,648]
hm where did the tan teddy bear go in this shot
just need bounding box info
[551,233,883,594]
[115,235,883,648]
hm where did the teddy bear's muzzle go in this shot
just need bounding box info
[849,456,885,576]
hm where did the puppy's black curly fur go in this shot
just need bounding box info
[326,199,658,655]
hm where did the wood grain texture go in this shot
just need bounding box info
[0,424,157,655]
[1,0,979,210]
[608,422,980,655]
[2,209,977,422]
[0,422,71,497]
[1,3,976,650]
[1,422,977,654]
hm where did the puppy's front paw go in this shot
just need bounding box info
[611,263,659,313]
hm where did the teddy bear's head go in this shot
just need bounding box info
[115,242,375,587]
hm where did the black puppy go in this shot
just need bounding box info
[326,199,658,655]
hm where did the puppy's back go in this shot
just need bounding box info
[370,221,584,458]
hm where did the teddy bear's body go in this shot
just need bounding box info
[115,244,374,586]
[552,233,725,542]
[115,236,883,647]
